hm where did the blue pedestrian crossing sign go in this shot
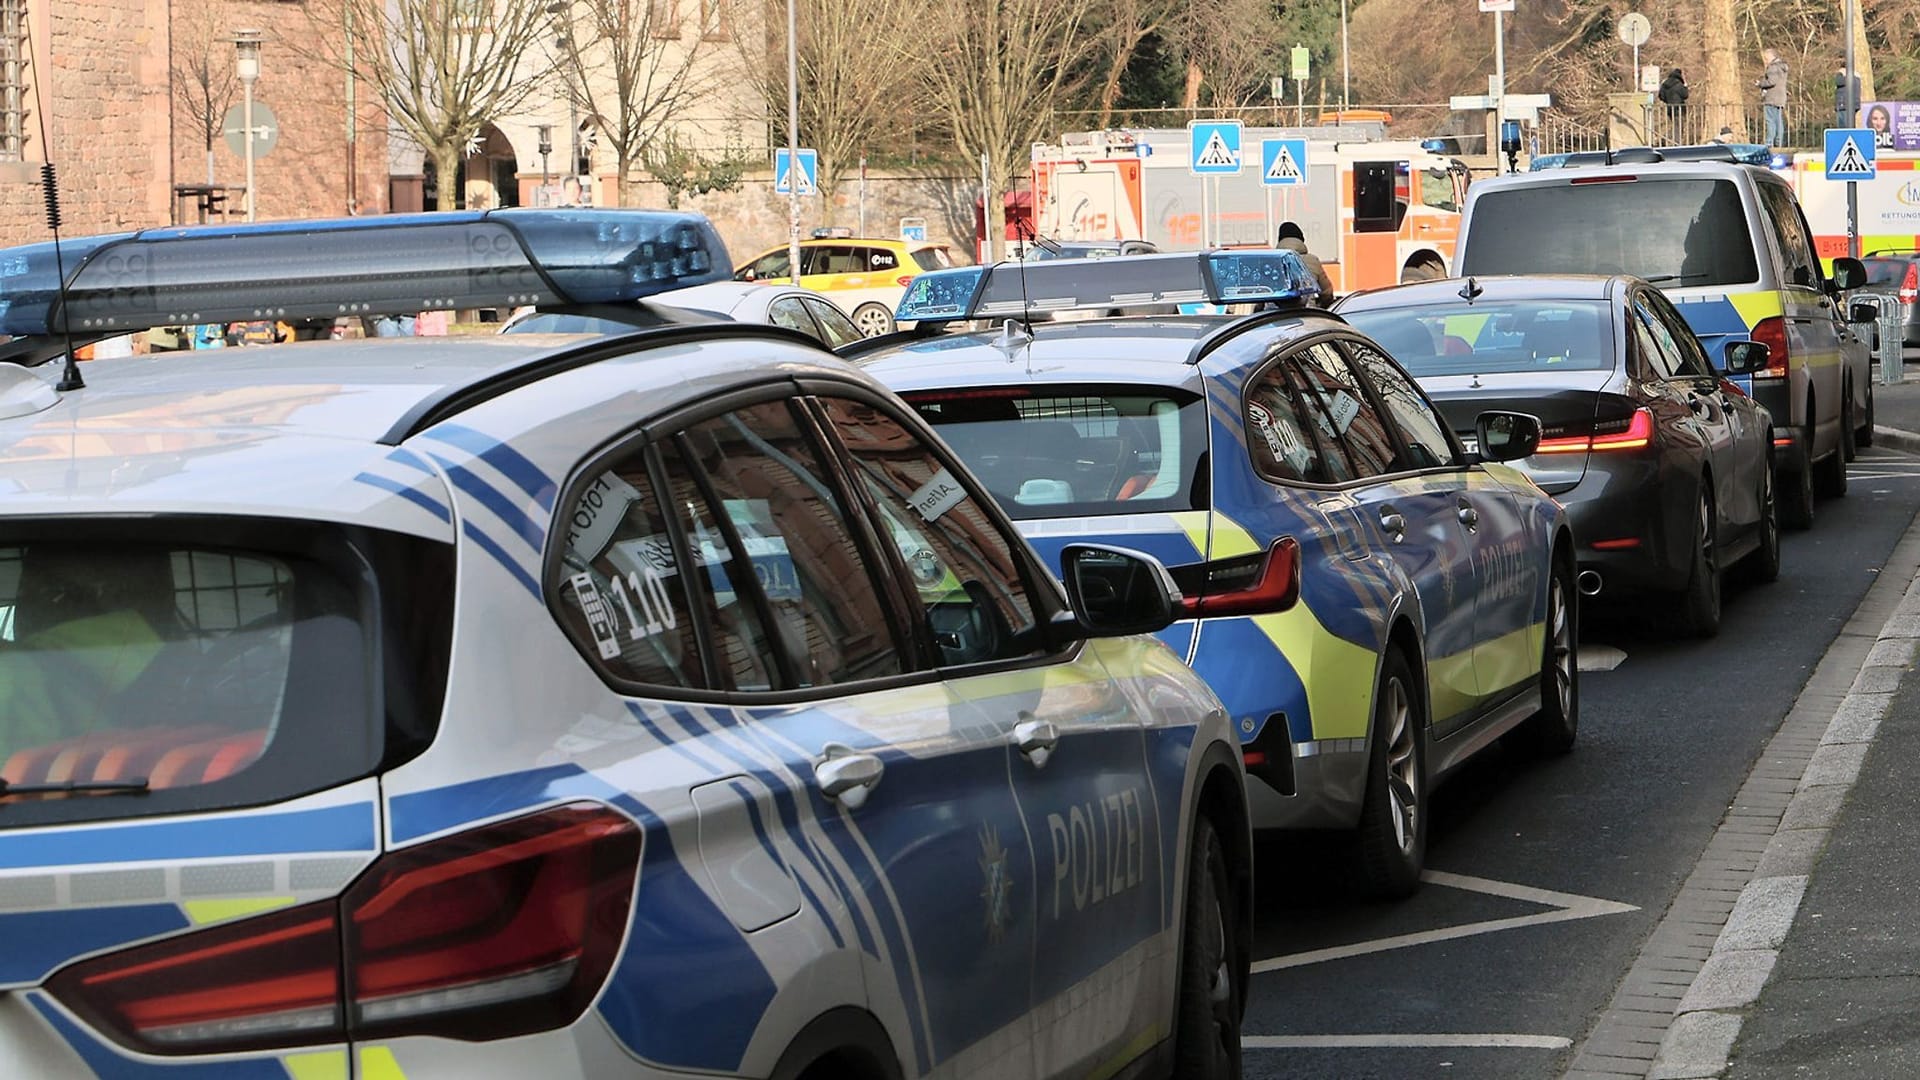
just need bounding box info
[1261,139,1308,186]
[1824,128,1876,180]
[774,148,818,195]
[1189,121,1243,175]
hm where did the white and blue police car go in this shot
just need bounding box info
[0,211,1251,1080]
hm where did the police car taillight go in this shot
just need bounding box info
[46,803,640,1055]
[1751,316,1790,379]
[1178,537,1300,618]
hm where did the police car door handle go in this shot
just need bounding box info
[1014,717,1059,768]
[1379,511,1407,541]
[1456,504,1478,529]
[815,745,884,809]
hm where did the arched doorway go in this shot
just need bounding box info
[421,123,522,210]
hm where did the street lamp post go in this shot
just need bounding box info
[233,29,263,222]
[537,124,553,203]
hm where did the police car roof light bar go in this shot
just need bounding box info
[0,209,732,343]
[893,250,1318,325]
[1533,143,1774,171]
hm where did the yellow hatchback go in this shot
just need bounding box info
[734,237,956,336]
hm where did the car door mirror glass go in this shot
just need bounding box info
[1059,544,1180,638]
[1830,256,1868,292]
[1721,340,1770,374]
[1848,300,1880,325]
[1474,410,1542,461]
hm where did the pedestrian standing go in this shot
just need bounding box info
[1756,48,1789,147]
[1658,69,1690,141]
[1275,221,1335,306]
[1835,66,1863,129]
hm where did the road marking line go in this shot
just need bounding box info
[1242,1033,1572,1050]
[1252,871,1637,973]
[1579,644,1627,672]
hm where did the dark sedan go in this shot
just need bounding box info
[1337,275,1777,637]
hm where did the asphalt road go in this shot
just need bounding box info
[1239,448,1920,1080]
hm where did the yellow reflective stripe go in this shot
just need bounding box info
[282,1050,349,1080]
[1248,607,1376,741]
[1207,511,1262,559]
[1088,1022,1165,1080]
[1426,648,1478,722]
[1478,621,1544,694]
[1726,291,1786,326]
[1172,510,1211,558]
[359,1047,407,1080]
[183,897,295,926]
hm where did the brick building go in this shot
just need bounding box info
[0,0,386,247]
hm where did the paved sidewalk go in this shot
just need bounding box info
[1555,365,1920,1079]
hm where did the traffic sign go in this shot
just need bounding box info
[1825,128,1877,179]
[222,102,279,159]
[774,148,818,195]
[1261,139,1307,186]
[1271,76,1285,101]
[1617,12,1650,47]
[1478,0,1515,12]
[1189,120,1243,176]
[899,216,927,242]
[1290,47,1310,81]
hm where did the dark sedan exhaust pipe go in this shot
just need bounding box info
[1576,570,1603,597]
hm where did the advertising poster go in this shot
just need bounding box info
[1859,101,1920,150]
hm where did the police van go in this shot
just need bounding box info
[0,211,1251,1080]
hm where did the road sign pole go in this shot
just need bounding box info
[1494,10,1506,123]
[1296,81,1304,128]
[785,0,800,280]
[1845,0,1859,258]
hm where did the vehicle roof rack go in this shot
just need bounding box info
[894,250,1319,326]
[0,209,731,363]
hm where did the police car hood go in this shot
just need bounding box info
[0,339,585,541]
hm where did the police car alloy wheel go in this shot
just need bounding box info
[1354,650,1426,899]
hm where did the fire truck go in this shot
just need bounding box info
[1030,127,1472,292]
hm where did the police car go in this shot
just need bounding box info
[849,252,1577,898]
[0,212,1252,1080]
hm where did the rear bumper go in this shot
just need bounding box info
[1557,455,1692,595]
[1245,745,1370,831]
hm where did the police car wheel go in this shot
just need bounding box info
[1509,560,1578,756]
[1780,443,1815,531]
[852,303,896,337]
[1858,386,1876,448]
[1172,814,1241,1080]
[1353,650,1426,899]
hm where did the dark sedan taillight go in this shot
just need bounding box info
[47,803,641,1055]
[1534,408,1654,454]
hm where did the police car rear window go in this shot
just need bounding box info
[904,386,1207,520]
[0,526,452,828]
[1460,178,1760,288]
[1345,300,1616,376]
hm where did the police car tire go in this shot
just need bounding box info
[1814,440,1848,499]
[1859,386,1875,448]
[1781,447,1815,531]
[1172,814,1242,1080]
[1353,650,1426,900]
[1509,560,1577,757]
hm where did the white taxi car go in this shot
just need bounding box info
[0,211,1251,1080]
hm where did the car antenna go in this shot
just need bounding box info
[1457,276,1484,304]
[23,12,81,391]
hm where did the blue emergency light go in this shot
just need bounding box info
[895,250,1318,324]
[0,209,731,340]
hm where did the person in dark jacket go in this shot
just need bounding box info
[1835,66,1862,129]
[1657,69,1690,140]
[1275,221,1335,306]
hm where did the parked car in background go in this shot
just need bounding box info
[852,251,1577,899]
[734,237,956,337]
[1338,274,1779,637]
[1455,146,1871,530]
[1859,250,1920,351]
[501,280,865,348]
[1023,239,1161,260]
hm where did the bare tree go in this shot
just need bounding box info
[1090,0,1177,126]
[172,0,237,184]
[316,0,552,210]
[732,0,911,214]
[549,0,722,206]
[902,0,1105,253]
[1165,0,1286,111]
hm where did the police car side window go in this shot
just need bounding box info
[555,448,727,690]
[1759,183,1820,289]
[1339,340,1456,470]
[679,400,906,687]
[1301,342,1406,475]
[817,396,1044,667]
[1244,354,1356,484]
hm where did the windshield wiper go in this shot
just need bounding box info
[1644,273,1712,284]
[0,777,150,799]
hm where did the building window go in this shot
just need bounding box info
[700,0,729,40]
[0,0,26,161]
[648,0,679,38]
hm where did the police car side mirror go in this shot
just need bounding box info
[1849,300,1880,325]
[1722,340,1771,374]
[1829,257,1867,293]
[1057,544,1180,639]
[1474,411,1542,462]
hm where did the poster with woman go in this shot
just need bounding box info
[1860,102,1920,150]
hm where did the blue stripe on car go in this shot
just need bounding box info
[1,906,190,987]
[424,424,559,510]
[436,457,547,553]
[352,472,452,523]
[0,803,375,870]
[461,520,542,599]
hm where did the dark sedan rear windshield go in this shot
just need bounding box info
[904,386,1207,519]
[1344,300,1616,376]
[1864,257,1915,285]
[1461,179,1759,288]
